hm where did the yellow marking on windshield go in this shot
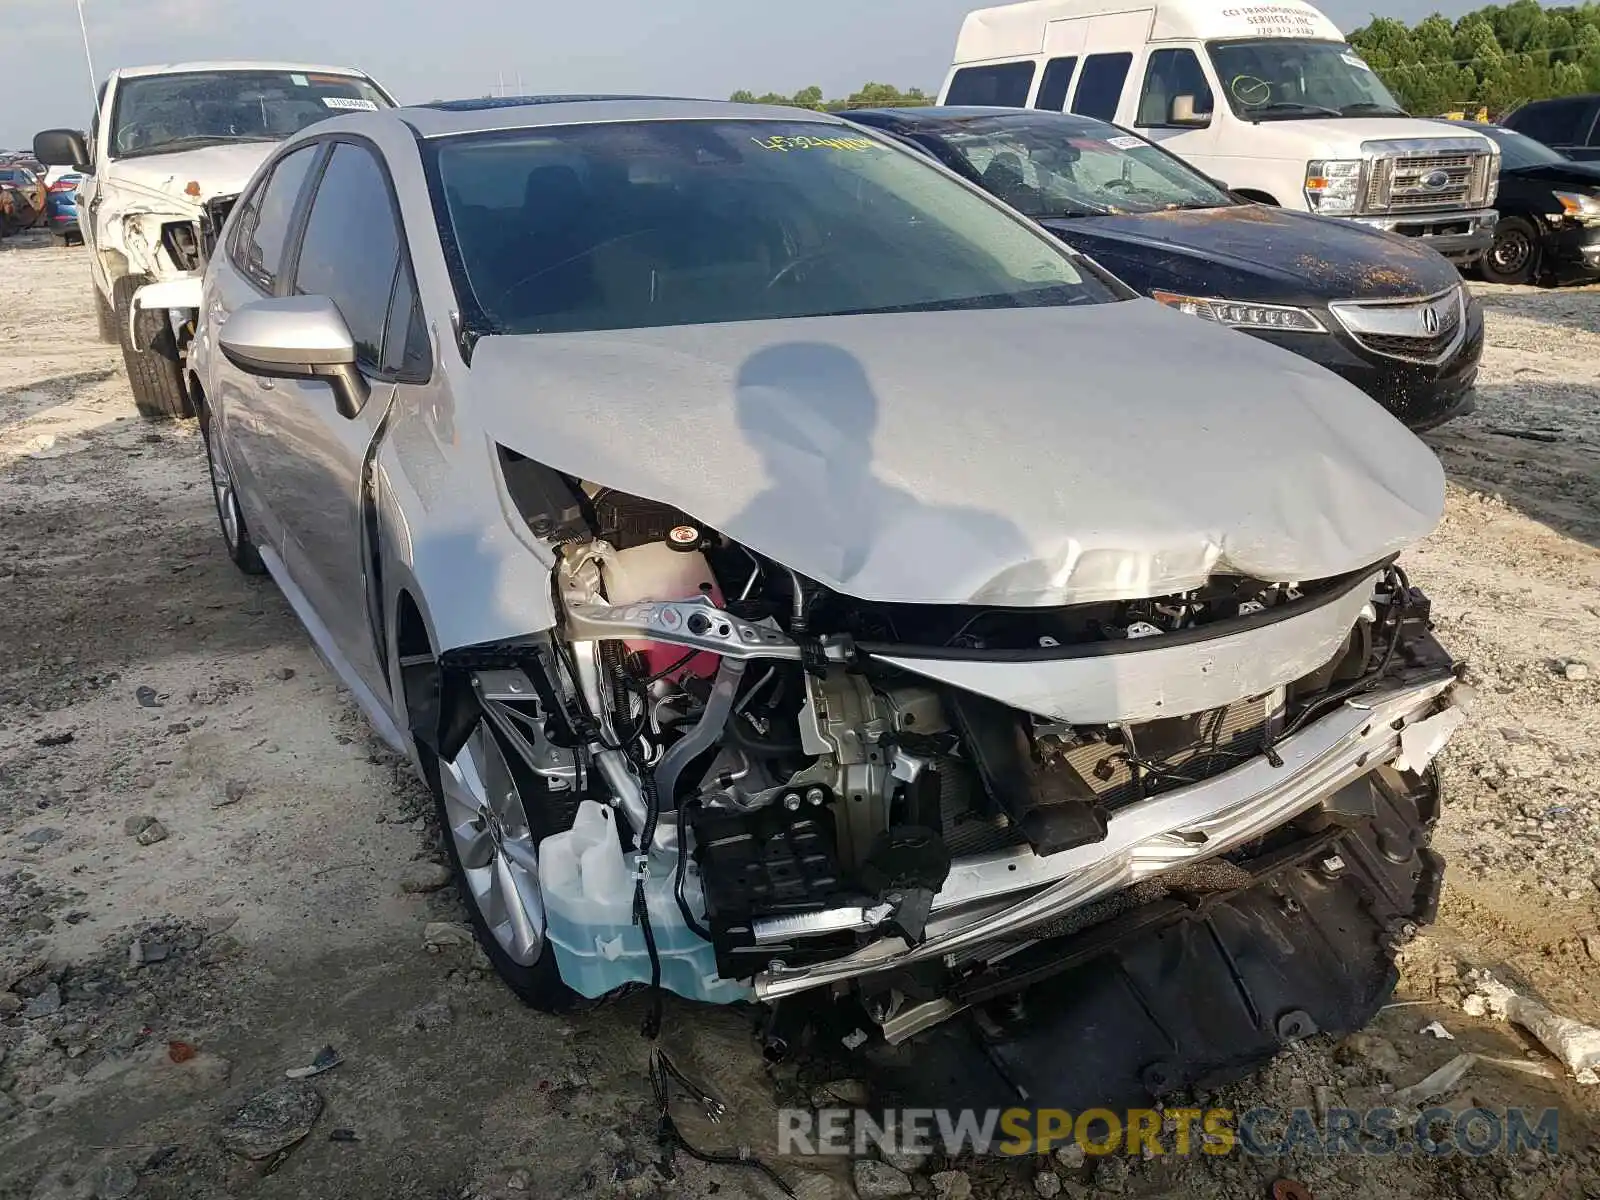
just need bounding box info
[750,135,879,152]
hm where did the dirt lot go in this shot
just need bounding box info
[1,230,1598,1200]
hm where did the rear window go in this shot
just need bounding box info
[429,119,1116,335]
[945,62,1037,108]
[1503,97,1597,147]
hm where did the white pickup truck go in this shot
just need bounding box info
[35,62,395,419]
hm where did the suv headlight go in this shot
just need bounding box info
[1554,190,1600,220]
[1305,159,1363,215]
[1153,291,1326,333]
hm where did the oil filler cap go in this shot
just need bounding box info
[666,524,703,552]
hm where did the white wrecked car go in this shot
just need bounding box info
[34,62,394,418]
[188,96,1466,1107]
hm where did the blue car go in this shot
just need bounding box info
[46,173,83,244]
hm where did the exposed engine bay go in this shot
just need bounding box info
[431,452,1466,1076]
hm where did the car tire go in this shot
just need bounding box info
[427,714,581,1015]
[1482,216,1539,285]
[112,273,193,420]
[93,283,118,343]
[203,411,266,575]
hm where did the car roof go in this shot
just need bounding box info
[396,95,851,139]
[114,61,375,80]
[1510,93,1599,109]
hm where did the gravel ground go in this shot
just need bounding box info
[1,231,1597,1200]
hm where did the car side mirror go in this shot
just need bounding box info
[34,129,91,171]
[1168,96,1213,128]
[220,295,370,420]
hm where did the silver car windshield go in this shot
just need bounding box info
[110,70,390,159]
[430,119,1118,335]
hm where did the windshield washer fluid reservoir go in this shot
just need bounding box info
[539,799,747,1002]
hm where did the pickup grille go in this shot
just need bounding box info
[1362,147,1493,215]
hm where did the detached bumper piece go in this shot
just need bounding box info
[864,763,1443,1112]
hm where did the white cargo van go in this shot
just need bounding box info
[940,0,1499,265]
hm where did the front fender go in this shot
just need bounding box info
[377,385,559,658]
[128,275,202,352]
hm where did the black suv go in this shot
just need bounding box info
[1501,94,1600,161]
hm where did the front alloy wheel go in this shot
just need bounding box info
[434,718,576,1011]
[204,416,264,575]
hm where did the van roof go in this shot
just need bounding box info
[952,0,1344,61]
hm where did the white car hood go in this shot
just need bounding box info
[470,300,1445,607]
[103,142,276,212]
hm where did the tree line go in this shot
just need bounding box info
[728,83,933,111]
[1349,0,1600,117]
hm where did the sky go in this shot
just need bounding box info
[3,0,1481,151]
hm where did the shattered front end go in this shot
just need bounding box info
[432,464,1464,1101]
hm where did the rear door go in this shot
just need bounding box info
[1064,10,1152,122]
[257,138,422,702]
[1032,20,1089,111]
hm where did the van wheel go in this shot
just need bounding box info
[112,274,193,420]
[1482,217,1538,285]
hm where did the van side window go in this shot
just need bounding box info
[1137,49,1214,126]
[1070,53,1133,121]
[1034,57,1079,111]
[945,62,1037,108]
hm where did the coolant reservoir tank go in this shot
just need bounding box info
[601,540,724,681]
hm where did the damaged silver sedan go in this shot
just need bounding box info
[188,96,1466,1107]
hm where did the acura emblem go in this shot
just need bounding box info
[1421,169,1451,190]
[1421,306,1441,335]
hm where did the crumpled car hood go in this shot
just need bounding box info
[104,142,276,213]
[470,299,1445,606]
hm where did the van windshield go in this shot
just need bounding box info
[110,70,391,159]
[430,119,1117,335]
[1207,40,1407,120]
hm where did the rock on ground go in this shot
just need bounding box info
[216,1080,324,1159]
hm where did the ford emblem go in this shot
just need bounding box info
[1421,169,1451,190]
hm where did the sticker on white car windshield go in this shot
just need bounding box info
[323,97,379,111]
[291,74,309,86]
[1341,51,1372,70]
[749,134,879,152]
[1106,135,1143,149]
